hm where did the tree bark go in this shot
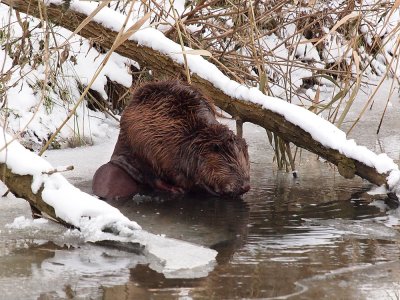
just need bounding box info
[2,0,394,188]
[0,163,75,227]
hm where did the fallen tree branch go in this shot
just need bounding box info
[0,130,217,278]
[3,0,399,190]
[0,163,72,227]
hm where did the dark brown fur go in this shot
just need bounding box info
[92,80,250,200]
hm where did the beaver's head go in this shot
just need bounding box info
[182,124,250,197]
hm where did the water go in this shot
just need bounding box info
[96,156,400,300]
[1,94,400,299]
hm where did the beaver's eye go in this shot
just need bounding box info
[213,144,221,152]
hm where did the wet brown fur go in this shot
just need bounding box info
[119,80,250,196]
[92,80,250,199]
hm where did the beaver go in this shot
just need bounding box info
[92,80,250,200]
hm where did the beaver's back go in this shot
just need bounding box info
[120,80,217,178]
[126,80,216,125]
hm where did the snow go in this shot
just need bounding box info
[1,0,400,280]
[132,34,400,188]
[0,128,217,278]
[6,216,49,229]
[42,0,400,192]
[1,0,398,193]
[2,3,400,298]
[0,4,134,150]
[0,128,140,228]
[295,40,321,62]
[171,12,394,188]
[133,230,216,278]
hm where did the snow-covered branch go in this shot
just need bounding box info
[0,129,217,278]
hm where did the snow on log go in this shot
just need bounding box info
[0,130,217,278]
[3,0,400,194]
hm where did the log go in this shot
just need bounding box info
[2,0,397,189]
[0,135,217,276]
[0,163,72,227]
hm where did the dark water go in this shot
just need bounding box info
[1,120,400,299]
[108,158,400,300]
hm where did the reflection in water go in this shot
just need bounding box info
[115,195,251,262]
[0,241,57,278]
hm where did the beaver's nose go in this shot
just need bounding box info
[239,184,250,194]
